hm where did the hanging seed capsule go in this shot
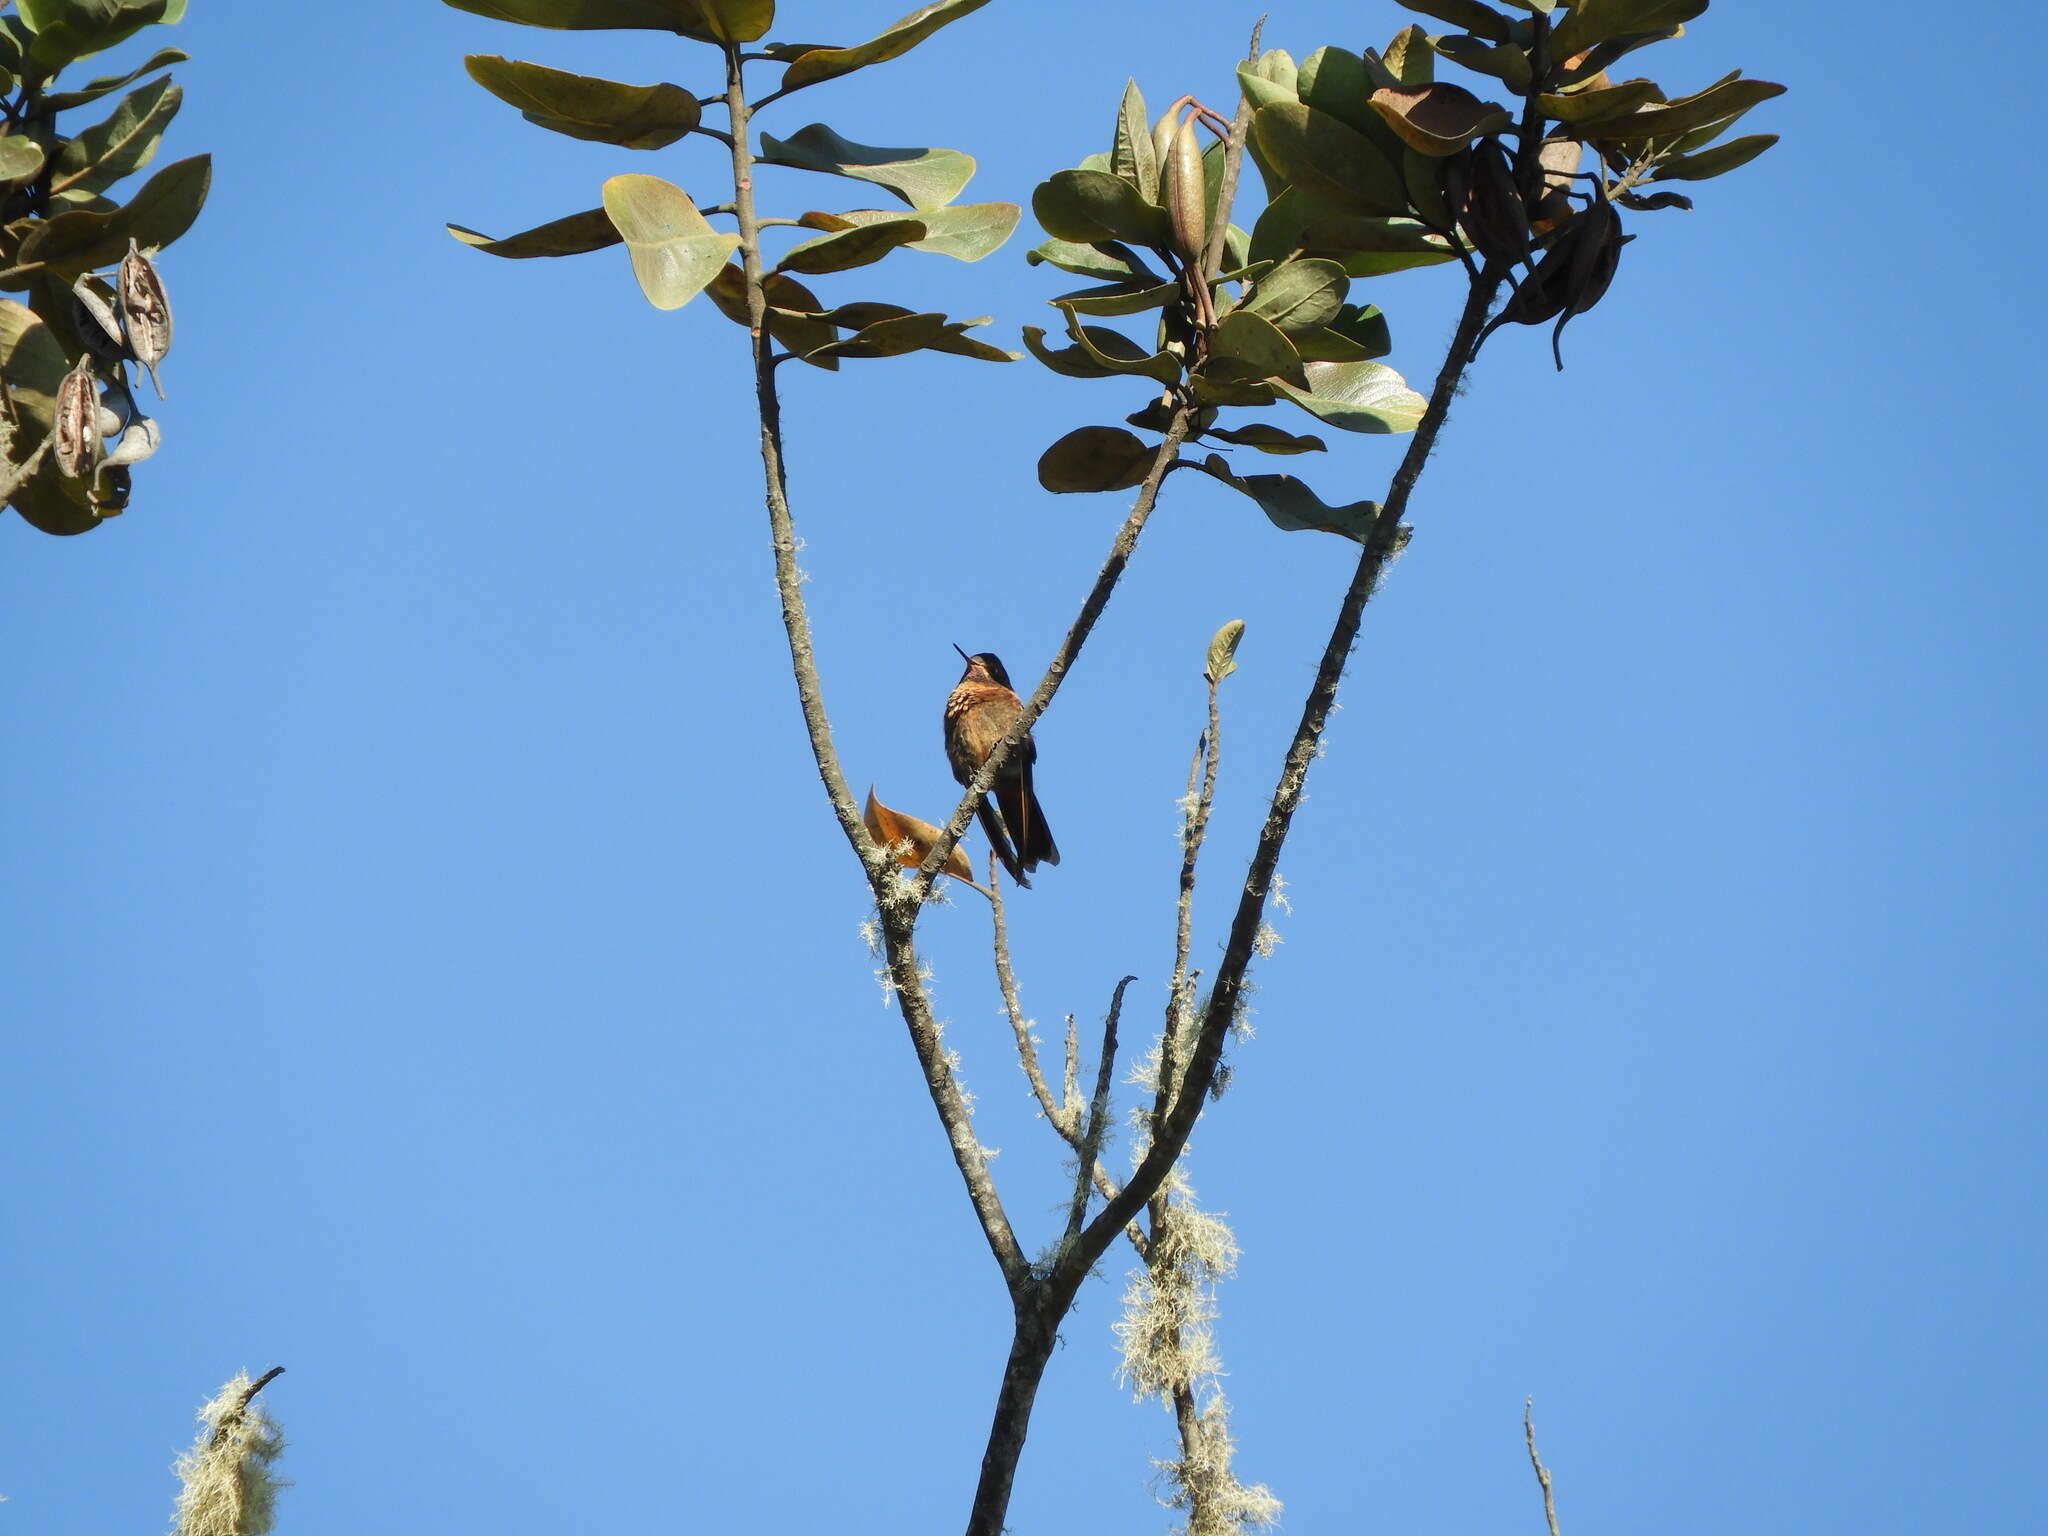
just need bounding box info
[1164,116,1208,263]
[1460,138,1531,265]
[118,239,172,401]
[53,356,100,478]
[101,413,162,470]
[72,274,127,366]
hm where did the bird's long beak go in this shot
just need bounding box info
[952,642,972,664]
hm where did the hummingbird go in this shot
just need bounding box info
[943,646,1060,888]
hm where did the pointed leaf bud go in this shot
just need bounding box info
[1151,104,1187,191]
[1164,117,1208,264]
[1204,619,1245,683]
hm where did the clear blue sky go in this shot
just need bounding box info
[6,1,2042,1531]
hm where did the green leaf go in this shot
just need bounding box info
[1549,0,1707,62]
[1195,452,1382,540]
[1383,24,1433,85]
[1051,279,1178,317]
[704,263,840,367]
[0,293,69,429]
[1204,422,1326,454]
[1613,189,1690,211]
[0,297,96,534]
[0,133,46,185]
[441,0,723,36]
[796,203,1016,262]
[1295,46,1379,136]
[1207,310,1308,387]
[1369,82,1514,156]
[922,319,1016,362]
[1203,620,1245,681]
[759,123,973,210]
[1538,78,1662,126]
[694,0,773,41]
[780,0,992,91]
[13,152,207,281]
[1037,425,1152,493]
[1055,304,1181,383]
[7,456,99,534]
[775,217,925,274]
[1031,168,1170,247]
[20,0,181,73]
[1389,0,1511,44]
[1293,302,1391,361]
[1249,47,1298,92]
[1111,79,1159,204]
[1241,257,1348,335]
[50,75,179,196]
[1590,77,1785,146]
[1429,34,1531,91]
[1026,238,1162,283]
[599,173,739,308]
[805,309,950,359]
[1251,102,1409,216]
[1649,132,1778,181]
[448,206,623,258]
[1234,63,1298,114]
[42,46,185,112]
[1270,359,1426,434]
[464,56,700,149]
[1021,324,1122,379]
[1250,189,1454,271]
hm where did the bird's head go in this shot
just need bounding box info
[953,645,1012,688]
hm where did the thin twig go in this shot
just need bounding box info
[1062,975,1135,1251]
[1524,1398,1563,1536]
[208,1367,284,1450]
[1159,671,1222,1130]
[989,850,1067,1132]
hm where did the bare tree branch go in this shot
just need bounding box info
[989,853,1068,1133]
[1062,975,1135,1251]
[1525,1398,1563,1536]
[723,43,1026,1288]
[207,1367,284,1451]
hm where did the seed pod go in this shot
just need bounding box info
[1459,138,1530,264]
[1163,117,1208,263]
[53,356,100,478]
[101,413,162,470]
[118,239,172,401]
[72,274,127,367]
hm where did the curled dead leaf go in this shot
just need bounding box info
[864,787,975,885]
[1369,82,1515,157]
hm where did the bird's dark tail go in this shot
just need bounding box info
[976,795,1030,888]
[997,772,1059,874]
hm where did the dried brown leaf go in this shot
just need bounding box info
[864,787,974,882]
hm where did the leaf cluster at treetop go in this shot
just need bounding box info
[1026,0,1780,542]
[0,0,206,535]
